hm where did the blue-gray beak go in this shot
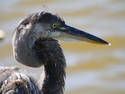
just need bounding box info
[56,24,110,46]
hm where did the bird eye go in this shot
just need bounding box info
[52,24,57,28]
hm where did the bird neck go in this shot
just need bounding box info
[42,62,65,94]
[33,38,66,94]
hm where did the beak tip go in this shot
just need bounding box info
[107,43,111,46]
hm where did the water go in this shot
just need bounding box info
[0,0,125,94]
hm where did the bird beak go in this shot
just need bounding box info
[56,24,110,46]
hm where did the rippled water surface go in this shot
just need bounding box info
[0,0,125,94]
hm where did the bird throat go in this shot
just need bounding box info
[33,38,66,94]
[42,62,65,94]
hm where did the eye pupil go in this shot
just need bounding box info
[52,24,56,28]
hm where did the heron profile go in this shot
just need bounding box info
[0,11,110,94]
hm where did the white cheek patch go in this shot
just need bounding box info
[50,31,62,38]
[32,23,50,38]
[32,23,44,34]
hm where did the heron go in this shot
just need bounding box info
[0,11,110,94]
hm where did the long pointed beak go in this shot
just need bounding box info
[56,24,110,46]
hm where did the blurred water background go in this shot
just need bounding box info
[0,0,125,94]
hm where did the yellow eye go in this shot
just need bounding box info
[52,24,57,28]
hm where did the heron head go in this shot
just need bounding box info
[16,11,110,46]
